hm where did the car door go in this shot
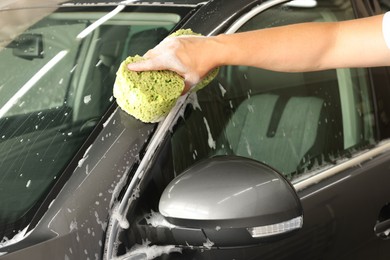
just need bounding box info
[167,0,390,259]
[107,0,390,259]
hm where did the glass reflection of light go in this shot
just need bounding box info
[76,0,137,40]
[0,50,69,118]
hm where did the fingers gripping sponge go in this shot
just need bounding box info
[113,29,219,123]
[114,55,184,123]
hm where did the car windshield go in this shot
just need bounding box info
[0,3,185,239]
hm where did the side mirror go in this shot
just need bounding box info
[8,33,44,60]
[156,156,303,248]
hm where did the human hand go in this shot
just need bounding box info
[127,35,214,94]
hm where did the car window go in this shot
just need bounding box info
[170,0,376,182]
[0,7,180,239]
[380,0,390,11]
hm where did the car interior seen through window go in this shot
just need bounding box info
[0,10,179,238]
[171,1,376,182]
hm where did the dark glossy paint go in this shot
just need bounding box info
[181,0,268,35]
[0,108,155,259]
[297,152,390,259]
[1,0,390,259]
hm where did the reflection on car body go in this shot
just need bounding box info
[0,0,390,259]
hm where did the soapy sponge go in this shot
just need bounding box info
[113,29,219,123]
[114,55,184,123]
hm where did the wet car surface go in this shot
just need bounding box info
[1,0,390,259]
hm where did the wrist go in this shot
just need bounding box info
[210,34,230,67]
[192,35,226,77]
[210,33,243,68]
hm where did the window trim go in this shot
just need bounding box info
[225,0,289,34]
[104,96,188,258]
[294,140,390,191]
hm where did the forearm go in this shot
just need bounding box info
[128,13,390,91]
[208,14,390,72]
[212,22,340,72]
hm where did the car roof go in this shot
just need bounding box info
[0,0,209,11]
[68,0,209,5]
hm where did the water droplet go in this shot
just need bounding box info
[84,95,91,104]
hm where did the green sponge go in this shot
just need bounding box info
[113,29,219,123]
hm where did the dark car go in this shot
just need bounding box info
[1,0,390,259]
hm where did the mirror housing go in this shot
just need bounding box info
[157,156,303,248]
[9,34,44,60]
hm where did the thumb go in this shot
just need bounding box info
[181,82,192,95]
[180,73,200,95]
